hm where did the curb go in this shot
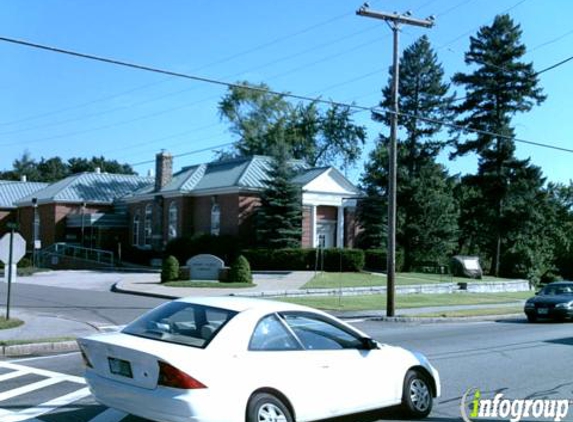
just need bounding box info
[1,340,79,358]
[336,313,525,323]
[111,282,179,300]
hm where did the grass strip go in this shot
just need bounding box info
[0,336,76,346]
[0,317,24,330]
[163,281,256,288]
[303,272,512,289]
[280,291,531,311]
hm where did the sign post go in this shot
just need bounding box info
[0,224,26,320]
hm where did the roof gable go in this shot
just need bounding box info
[301,168,361,195]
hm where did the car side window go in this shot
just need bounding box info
[249,314,301,351]
[283,313,363,350]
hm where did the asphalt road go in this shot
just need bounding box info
[0,276,167,328]
[1,317,572,422]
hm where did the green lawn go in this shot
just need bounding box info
[163,281,256,288]
[0,317,24,330]
[0,336,76,346]
[303,272,511,289]
[280,291,532,311]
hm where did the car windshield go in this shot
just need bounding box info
[540,284,573,296]
[122,302,237,348]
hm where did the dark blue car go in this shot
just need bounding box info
[524,281,573,322]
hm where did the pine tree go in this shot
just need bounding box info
[452,14,546,275]
[360,36,458,269]
[256,143,302,249]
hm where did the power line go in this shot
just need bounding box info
[1,34,571,159]
[129,142,235,167]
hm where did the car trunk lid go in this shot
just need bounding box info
[78,332,204,390]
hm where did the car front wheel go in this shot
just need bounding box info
[247,392,293,422]
[402,370,433,419]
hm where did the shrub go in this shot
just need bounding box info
[364,248,405,272]
[18,257,33,268]
[165,234,241,265]
[161,255,180,283]
[320,249,365,272]
[121,245,161,266]
[242,248,364,272]
[228,255,252,284]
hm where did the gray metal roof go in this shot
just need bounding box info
[0,181,49,208]
[292,167,330,185]
[15,173,153,206]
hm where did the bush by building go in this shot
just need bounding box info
[161,255,180,283]
[227,255,253,284]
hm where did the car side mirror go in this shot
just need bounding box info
[360,337,379,350]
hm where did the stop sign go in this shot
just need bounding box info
[0,232,26,264]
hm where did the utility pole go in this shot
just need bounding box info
[357,4,434,317]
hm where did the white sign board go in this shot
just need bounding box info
[187,254,224,280]
[0,232,26,265]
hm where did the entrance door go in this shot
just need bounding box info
[317,222,336,248]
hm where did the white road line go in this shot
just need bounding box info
[1,387,91,422]
[0,370,29,383]
[0,361,85,384]
[87,407,128,422]
[9,351,80,363]
[0,377,63,402]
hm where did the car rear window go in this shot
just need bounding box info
[122,302,237,348]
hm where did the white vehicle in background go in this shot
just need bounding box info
[78,296,440,422]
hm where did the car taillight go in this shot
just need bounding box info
[78,345,93,368]
[157,361,207,389]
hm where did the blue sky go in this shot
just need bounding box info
[0,0,571,185]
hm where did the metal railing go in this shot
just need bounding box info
[40,243,114,267]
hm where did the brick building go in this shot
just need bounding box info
[1,152,362,259]
[124,152,363,251]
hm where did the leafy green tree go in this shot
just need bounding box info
[218,81,366,169]
[360,36,458,269]
[452,14,546,275]
[37,157,69,182]
[13,151,41,181]
[255,143,302,249]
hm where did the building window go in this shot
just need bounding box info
[132,212,140,246]
[168,202,178,240]
[210,203,220,236]
[144,204,152,246]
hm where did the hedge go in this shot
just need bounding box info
[364,248,405,272]
[242,248,364,272]
[165,234,241,265]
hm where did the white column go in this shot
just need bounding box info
[310,205,317,247]
[336,206,344,248]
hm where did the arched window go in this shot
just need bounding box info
[132,212,140,246]
[144,204,152,246]
[168,202,178,240]
[210,203,220,236]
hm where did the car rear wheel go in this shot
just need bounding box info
[402,370,433,419]
[247,392,293,422]
[527,314,537,323]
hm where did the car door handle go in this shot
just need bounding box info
[320,364,330,369]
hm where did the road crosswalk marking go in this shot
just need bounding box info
[0,361,134,422]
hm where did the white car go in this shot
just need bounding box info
[78,296,440,422]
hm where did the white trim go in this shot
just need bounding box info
[337,206,344,248]
[310,205,317,247]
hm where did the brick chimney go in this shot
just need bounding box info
[155,150,173,192]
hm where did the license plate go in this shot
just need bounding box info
[537,308,549,315]
[108,357,133,378]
